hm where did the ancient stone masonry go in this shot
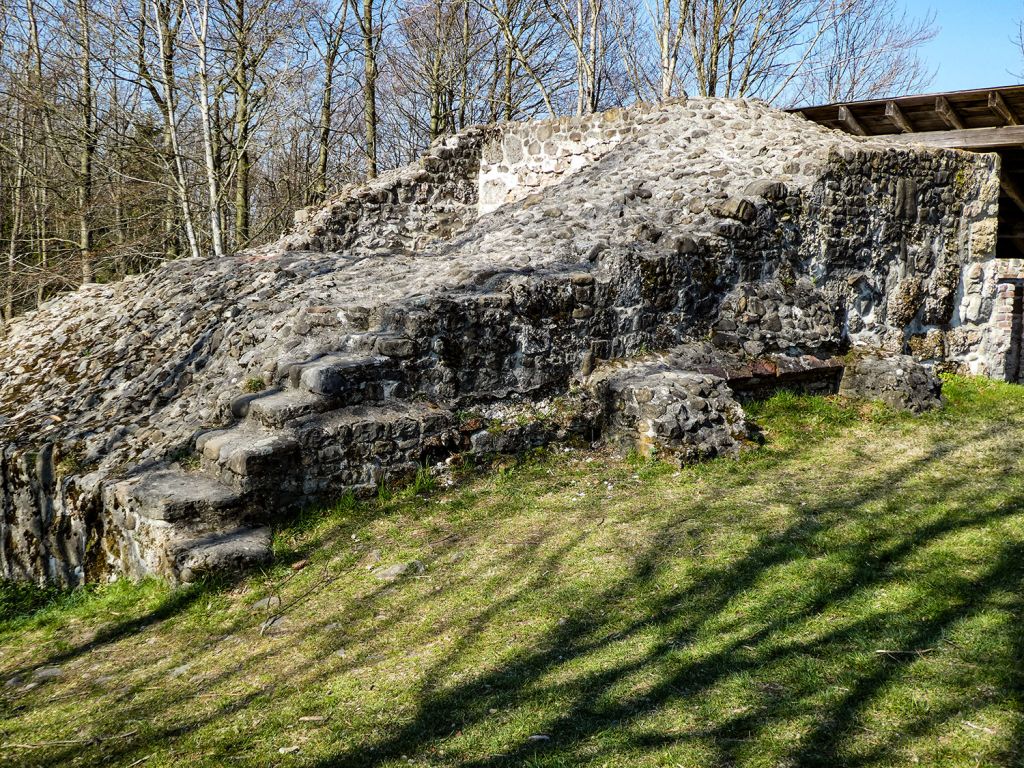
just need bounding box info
[0,98,1006,586]
[477,106,647,214]
[285,126,496,254]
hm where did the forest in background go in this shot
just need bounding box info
[0,0,936,321]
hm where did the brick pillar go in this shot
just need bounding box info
[993,281,1023,381]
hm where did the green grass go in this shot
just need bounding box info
[2,375,1024,767]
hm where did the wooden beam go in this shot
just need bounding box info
[886,124,1024,150]
[885,100,914,133]
[837,105,866,136]
[935,96,964,130]
[989,91,1020,126]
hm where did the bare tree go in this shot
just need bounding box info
[653,0,689,100]
[353,0,382,178]
[182,0,227,257]
[306,0,349,203]
[478,0,570,118]
[796,0,936,105]
[147,0,203,260]
[0,0,940,321]
[543,0,610,114]
[74,0,97,282]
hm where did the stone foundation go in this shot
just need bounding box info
[0,98,1007,585]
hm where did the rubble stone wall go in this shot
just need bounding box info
[477,106,649,214]
[800,146,1003,377]
[0,98,1008,586]
[283,126,497,254]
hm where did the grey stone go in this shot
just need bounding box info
[123,470,241,524]
[839,353,942,413]
[715,196,756,222]
[252,595,282,612]
[172,527,273,584]
[587,360,748,463]
[744,179,788,200]
[373,560,425,581]
[32,666,63,681]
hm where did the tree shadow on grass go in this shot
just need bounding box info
[0,574,237,677]
[303,419,1024,767]
[5,399,1024,767]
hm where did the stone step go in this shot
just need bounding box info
[125,468,243,525]
[288,353,400,402]
[245,388,328,428]
[293,401,457,500]
[196,425,301,494]
[167,525,273,585]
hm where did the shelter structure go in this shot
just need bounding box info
[797,85,1024,380]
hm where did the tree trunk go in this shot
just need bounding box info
[78,0,96,284]
[362,0,378,179]
[5,118,27,320]
[190,0,226,258]
[27,0,51,302]
[163,125,180,261]
[153,0,202,261]
[315,42,338,203]
[233,0,251,247]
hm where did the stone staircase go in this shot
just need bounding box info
[106,351,456,584]
[96,276,945,585]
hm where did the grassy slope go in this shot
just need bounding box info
[2,376,1024,768]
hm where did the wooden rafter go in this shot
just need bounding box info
[885,101,914,133]
[794,85,1024,137]
[837,105,866,136]
[989,91,1020,126]
[935,96,964,130]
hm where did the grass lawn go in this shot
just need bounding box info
[2,375,1024,767]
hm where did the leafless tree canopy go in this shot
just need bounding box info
[0,0,936,319]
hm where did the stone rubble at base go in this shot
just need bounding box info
[0,97,1012,585]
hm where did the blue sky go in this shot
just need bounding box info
[906,0,1023,90]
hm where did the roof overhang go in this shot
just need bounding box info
[793,85,1024,150]
[794,85,1024,258]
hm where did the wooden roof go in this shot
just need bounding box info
[794,85,1024,150]
[795,85,1024,260]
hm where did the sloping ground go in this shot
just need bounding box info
[2,376,1023,768]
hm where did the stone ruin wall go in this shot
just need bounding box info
[290,107,1008,386]
[282,125,496,255]
[477,106,647,214]
[288,107,1009,381]
[802,146,1004,377]
[0,98,1013,587]
[397,148,1006,402]
[282,103,656,253]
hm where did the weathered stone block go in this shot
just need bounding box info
[839,353,942,413]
